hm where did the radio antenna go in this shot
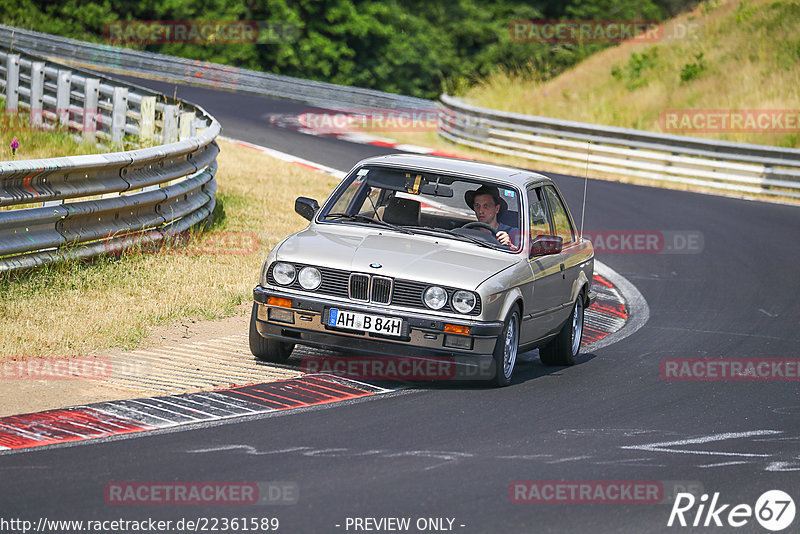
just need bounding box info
[579,141,590,240]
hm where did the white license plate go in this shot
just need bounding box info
[328,308,404,337]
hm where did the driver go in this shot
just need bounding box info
[465,185,519,249]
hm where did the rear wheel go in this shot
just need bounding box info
[249,303,295,363]
[539,296,584,366]
[492,308,520,387]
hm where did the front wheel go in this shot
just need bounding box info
[249,303,295,363]
[491,308,520,387]
[539,296,584,366]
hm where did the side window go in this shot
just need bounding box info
[527,187,551,239]
[543,186,575,245]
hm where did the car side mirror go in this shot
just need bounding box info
[530,235,563,257]
[295,197,320,221]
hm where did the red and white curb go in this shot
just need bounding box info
[583,273,628,347]
[0,375,388,452]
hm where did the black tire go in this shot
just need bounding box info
[491,308,520,387]
[539,296,584,366]
[249,303,295,363]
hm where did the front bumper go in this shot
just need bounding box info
[253,285,503,358]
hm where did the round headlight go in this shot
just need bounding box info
[272,262,296,285]
[423,286,447,310]
[298,266,322,290]
[452,290,476,314]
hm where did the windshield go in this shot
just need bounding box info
[320,165,523,252]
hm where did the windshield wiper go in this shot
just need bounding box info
[324,212,414,235]
[404,226,497,249]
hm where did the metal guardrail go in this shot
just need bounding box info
[0,47,220,272]
[0,24,434,112]
[438,94,800,199]
[4,24,797,205]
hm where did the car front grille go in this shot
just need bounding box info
[267,263,481,315]
[371,276,392,305]
[349,273,370,302]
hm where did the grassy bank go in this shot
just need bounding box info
[0,139,339,361]
[0,104,106,161]
[464,0,800,148]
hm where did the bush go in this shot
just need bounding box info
[679,51,706,83]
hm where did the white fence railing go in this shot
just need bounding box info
[0,48,220,272]
[439,94,800,200]
[0,24,434,112]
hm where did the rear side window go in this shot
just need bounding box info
[527,187,551,239]
[544,186,575,245]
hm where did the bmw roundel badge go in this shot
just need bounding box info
[369,263,382,269]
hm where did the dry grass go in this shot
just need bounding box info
[0,107,105,161]
[465,0,800,148]
[0,139,340,361]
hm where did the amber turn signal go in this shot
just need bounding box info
[267,296,292,308]
[444,324,470,335]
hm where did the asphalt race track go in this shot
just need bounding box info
[3,76,800,533]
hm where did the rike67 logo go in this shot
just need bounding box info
[668,490,795,531]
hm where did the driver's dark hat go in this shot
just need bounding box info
[465,184,507,212]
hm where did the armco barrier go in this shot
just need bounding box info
[4,23,798,208]
[0,24,433,112]
[0,47,220,272]
[438,94,800,200]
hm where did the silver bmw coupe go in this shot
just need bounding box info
[251,154,595,386]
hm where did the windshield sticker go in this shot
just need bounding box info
[357,169,369,176]
[503,189,515,197]
[405,173,422,194]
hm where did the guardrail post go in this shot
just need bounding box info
[5,54,20,112]
[30,61,45,127]
[83,78,100,142]
[56,70,72,127]
[140,96,155,141]
[179,111,195,141]
[162,105,179,144]
[192,118,207,136]
[111,86,128,146]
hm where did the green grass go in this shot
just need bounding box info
[463,0,800,148]
[0,100,107,161]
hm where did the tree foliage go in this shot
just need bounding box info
[1,0,690,98]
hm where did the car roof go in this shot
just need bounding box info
[355,154,552,188]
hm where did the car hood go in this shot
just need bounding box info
[275,225,520,289]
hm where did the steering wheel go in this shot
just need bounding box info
[461,221,497,233]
